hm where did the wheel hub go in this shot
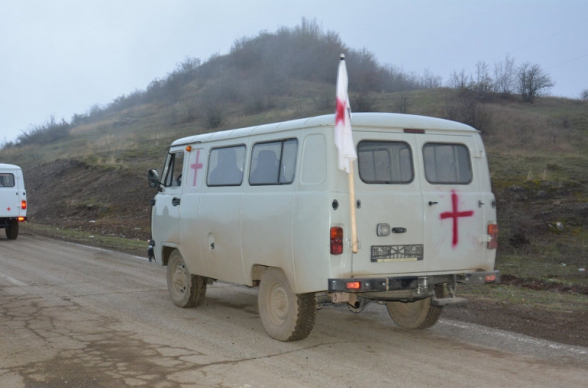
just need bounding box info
[173,263,187,295]
[269,284,289,324]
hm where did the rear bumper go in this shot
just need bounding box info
[0,217,27,228]
[328,271,500,293]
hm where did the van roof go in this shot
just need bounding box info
[0,163,22,170]
[172,112,477,146]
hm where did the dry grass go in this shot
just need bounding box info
[483,104,583,154]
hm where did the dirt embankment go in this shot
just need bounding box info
[24,159,155,240]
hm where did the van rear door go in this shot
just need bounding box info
[351,133,425,276]
[416,133,488,272]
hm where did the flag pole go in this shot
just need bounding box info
[335,53,359,254]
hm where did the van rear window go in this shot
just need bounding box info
[250,139,298,185]
[358,141,413,184]
[423,143,472,184]
[0,173,15,187]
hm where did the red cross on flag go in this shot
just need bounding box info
[335,54,357,173]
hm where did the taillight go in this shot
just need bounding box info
[346,281,361,290]
[21,200,27,210]
[330,227,343,255]
[17,216,25,222]
[487,223,498,249]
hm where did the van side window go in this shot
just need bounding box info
[163,151,185,187]
[250,139,298,185]
[207,145,246,186]
[358,141,413,184]
[423,143,472,184]
[0,173,15,187]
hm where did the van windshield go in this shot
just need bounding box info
[358,141,413,184]
[0,173,15,187]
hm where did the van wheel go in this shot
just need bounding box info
[386,285,444,329]
[6,220,19,240]
[258,268,316,341]
[167,250,206,308]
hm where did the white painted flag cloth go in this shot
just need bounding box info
[334,55,357,173]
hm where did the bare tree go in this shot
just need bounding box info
[447,69,471,90]
[352,90,377,112]
[395,91,410,114]
[445,90,490,134]
[473,61,494,100]
[581,88,588,101]
[517,62,554,103]
[419,68,442,89]
[493,54,516,96]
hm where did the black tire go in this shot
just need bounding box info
[386,285,444,329]
[6,220,19,240]
[258,268,316,341]
[166,250,206,308]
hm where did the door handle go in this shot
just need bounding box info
[392,227,407,234]
[172,197,181,206]
[428,201,438,206]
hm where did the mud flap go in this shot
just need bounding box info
[431,296,468,307]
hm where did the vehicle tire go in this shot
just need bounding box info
[258,267,316,341]
[167,250,206,308]
[6,219,19,240]
[386,285,444,329]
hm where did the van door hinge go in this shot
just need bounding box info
[478,234,492,244]
[346,238,360,249]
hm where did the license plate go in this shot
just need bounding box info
[370,245,424,262]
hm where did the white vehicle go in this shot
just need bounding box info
[148,113,499,341]
[0,163,27,240]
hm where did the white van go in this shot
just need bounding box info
[0,163,27,240]
[148,113,499,341]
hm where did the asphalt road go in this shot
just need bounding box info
[1,234,587,388]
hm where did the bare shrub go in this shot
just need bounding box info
[17,115,71,146]
[351,90,377,112]
[243,79,276,114]
[447,69,471,90]
[314,91,334,110]
[394,92,410,114]
[472,61,494,101]
[203,101,223,129]
[419,68,442,89]
[581,89,588,101]
[0,138,15,150]
[517,62,554,103]
[444,90,490,133]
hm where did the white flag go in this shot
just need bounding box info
[334,55,357,173]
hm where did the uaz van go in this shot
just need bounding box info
[148,113,499,341]
[0,163,27,240]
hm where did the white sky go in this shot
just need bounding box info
[1,0,587,143]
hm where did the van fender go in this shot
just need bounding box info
[160,243,180,266]
[251,265,268,285]
[251,265,298,292]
